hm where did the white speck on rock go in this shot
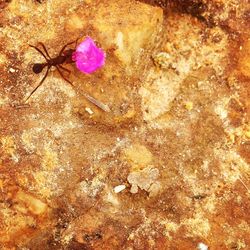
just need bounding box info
[116,31,124,50]
[85,107,94,115]
[197,242,208,250]
[9,67,16,73]
[114,184,126,193]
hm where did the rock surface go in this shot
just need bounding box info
[0,0,249,249]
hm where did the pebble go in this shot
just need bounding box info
[85,107,94,115]
[9,67,16,73]
[114,184,126,193]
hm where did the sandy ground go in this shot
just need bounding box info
[0,0,249,249]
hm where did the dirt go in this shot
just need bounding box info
[0,0,249,249]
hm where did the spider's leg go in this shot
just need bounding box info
[24,66,50,102]
[29,44,48,61]
[37,42,51,59]
[56,66,74,86]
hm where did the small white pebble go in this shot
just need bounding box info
[114,184,126,193]
[197,242,208,250]
[85,107,94,115]
[9,67,15,73]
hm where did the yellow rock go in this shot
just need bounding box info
[245,127,250,138]
[185,101,193,111]
[123,144,153,169]
[0,54,7,65]
[15,190,47,215]
[65,13,87,31]
[65,0,163,74]
[0,96,8,107]
[182,213,211,237]
[238,40,250,78]
[163,42,172,53]
[0,206,36,244]
[33,171,53,198]
[0,179,3,191]
[41,145,58,170]
[21,130,34,151]
[114,108,136,123]
[245,131,250,138]
[0,136,16,158]
[93,0,163,70]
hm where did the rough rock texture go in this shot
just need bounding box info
[0,0,249,249]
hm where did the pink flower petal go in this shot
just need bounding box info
[72,37,105,74]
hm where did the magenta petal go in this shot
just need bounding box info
[73,37,105,74]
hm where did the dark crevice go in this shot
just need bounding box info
[138,0,215,27]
